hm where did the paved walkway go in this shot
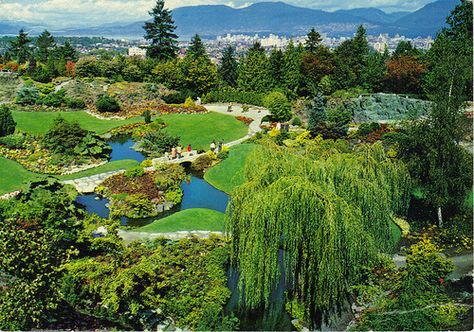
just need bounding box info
[150,103,269,165]
[117,229,224,243]
[63,170,124,193]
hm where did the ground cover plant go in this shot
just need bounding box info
[98,163,186,219]
[0,117,111,174]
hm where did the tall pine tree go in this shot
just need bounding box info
[219,46,238,87]
[144,0,179,61]
[237,42,271,93]
[8,29,31,63]
[35,30,55,63]
[305,28,323,53]
[268,48,285,89]
[187,34,206,58]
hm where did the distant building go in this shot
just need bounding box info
[128,46,147,58]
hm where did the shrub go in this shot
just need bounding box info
[0,134,26,148]
[39,89,66,107]
[217,150,229,160]
[142,110,152,124]
[164,187,183,204]
[0,105,16,137]
[15,85,39,105]
[184,96,196,108]
[140,130,180,155]
[65,97,86,109]
[162,90,195,104]
[42,117,87,154]
[191,154,213,172]
[141,159,153,167]
[96,94,120,113]
[73,133,111,158]
[202,89,265,106]
[242,104,250,112]
[291,116,302,126]
[124,166,145,179]
[263,91,292,122]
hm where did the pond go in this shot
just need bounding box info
[107,136,147,163]
[75,175,229,226]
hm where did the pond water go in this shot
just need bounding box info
[75,175,229,226]
[108,136,147,163]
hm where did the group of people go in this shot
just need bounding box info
[165,144,193,160]
[210,140,225,153]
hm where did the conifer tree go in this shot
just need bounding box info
[305,28,322,53]
[268,47,285,89]
[237,42,271,93]
[307,93,327,136]
[35,30,55,62]
[187,34,206,58]
[144,0,179,61]
[219,45,238,87]
[8,29,31,63]
[283,41,303,95]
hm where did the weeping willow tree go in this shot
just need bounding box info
[226,141,411,326]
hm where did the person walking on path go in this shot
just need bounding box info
[210,140,216,152]
[177,145,182,158]
[217,140,223,153]
[187,144,192,156]
[171,147,177,159]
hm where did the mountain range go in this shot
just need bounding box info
[0,0,459,39]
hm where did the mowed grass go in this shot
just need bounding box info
[133,208,225,233]
[204,144,257,193]
[161,112,248,151]
[12,111,142,135]
[0,157,44,195]
[0,157,139,194]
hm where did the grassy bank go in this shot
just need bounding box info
[12,111,141,135]
[133,208,225,233]
[204,144,257,193]
[161,112,248,151]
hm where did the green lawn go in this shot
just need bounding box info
[161,112,248,151]
[0,157,138,195]
[12,111,141,135]
[204,144,257,193]
[0,157,44,195]
[58,159,139,180]
[133,208,225,233]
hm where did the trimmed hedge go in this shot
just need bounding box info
[202,89,265,106]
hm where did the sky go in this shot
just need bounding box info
[0,0,438,28]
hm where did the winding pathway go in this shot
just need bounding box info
[63,104,269,195]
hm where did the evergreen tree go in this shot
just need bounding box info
[219,45,238,87]
[268,48,285,89]
[35,30,55,62]
[187,34,206,58]
[59,41,78,62]
[143,0,179,61]
[237,42,271,93]
[306,93,327,136]
[361,50,387,92]
[283,41,303,96]
[393,41,420,58]
[399,1,473,225]
[0,105,16,137]
[305,28,323,53]
[8,29,31,63]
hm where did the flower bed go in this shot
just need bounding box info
[235,115,253,126]
[0,134,108,175]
